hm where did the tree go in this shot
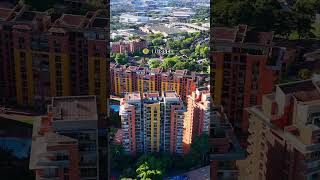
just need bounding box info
[199,45,209,58]
[173,61,188,70]
[180,49,191,55]
[213,0,319,39]
[189,134,210,165]
[162,56,181,69]
[148,59,161,68]
[136,162,163,180]
[298,68,312,80]
[151,37,165,46]
[115,53,129,65]
[181,38,194,48]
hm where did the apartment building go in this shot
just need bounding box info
[211,24,283,135]
[111,39,148,54]
[238,77,320,180]
[30,96,100,180]
[209,104,245,180]
[0,4,109,113]
[119,91,186,154]
[119,92,143,154]
[183,86,210,153]
[110,64,200,103]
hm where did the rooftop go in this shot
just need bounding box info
[163,91,178,98]
[212,27,237,42]
[50,96,98,121]
[144,92,160,98]
[126,92,141,101]
[279,80,317,94]
[0,8,12,20]
[213,25,273,45]
[59,14,86,28]
[92,17,107,28]
[15,11,36,21]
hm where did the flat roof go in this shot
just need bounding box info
[279,80,316,94]
[126,92,141,101]
[212,27,237,42]
[92,17,107,28]
[163,91,177,98]
[59,14,86,27]
[51,96,98,121]
[144,92,160,98]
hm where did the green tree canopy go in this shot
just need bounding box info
[115,53,129,65]
[298,68,312,80]
[212,0,319,39]
[136,162,163,180]
[148,59,161,68]
[162,56,181,69]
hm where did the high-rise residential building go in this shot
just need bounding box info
[237,77,320,180]
[119,92,143,154]
[183,86,211,153]
[110,64,201,103]
[209,104,245,180]
[119,91,186,155]
[0,4,109,113]
[29,96,100,180]
[211,24,284,135]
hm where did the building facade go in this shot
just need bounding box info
[238,77,320,180]
[111,40,148,54]
[183,86,210,153]
[209,104,245,180]
[30,96,100,180]
[110,64,201,103]
[119,91,186,155]
[0,4,109,113]
[211,25,283,136]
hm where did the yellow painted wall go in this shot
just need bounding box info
[150,105,154,152]
[14,49,23,105]
[88,57,107,113]
[147,104,161,152]
[26,51,33,105]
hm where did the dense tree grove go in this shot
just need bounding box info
[112,134,210,179]
[212,0,320,39]
[111,32,209,73]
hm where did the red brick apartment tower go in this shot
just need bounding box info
[173,70,197,102]
[150,67,163,92]
[169,103,185,153]
[0,4,109,114]
[119,98,138,155]
[183,86,211,153]
[238,77,320,180]
[212,25,281,135]
[119,92,142,154]
[0,6,17,104]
